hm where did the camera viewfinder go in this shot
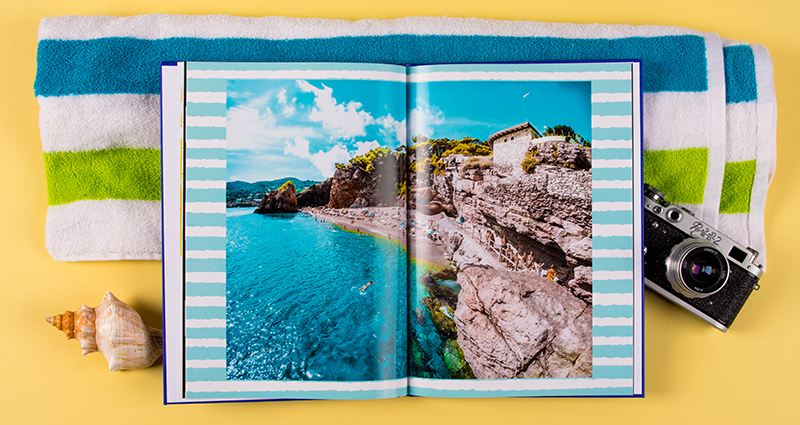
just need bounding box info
[729,246,748,263]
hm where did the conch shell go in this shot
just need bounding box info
[46,292,163,371]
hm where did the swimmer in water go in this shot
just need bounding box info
[359,280,375,291]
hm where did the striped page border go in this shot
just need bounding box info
[171,61,643,401]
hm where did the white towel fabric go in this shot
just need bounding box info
[34,15,775,264]
[716,40,776,266]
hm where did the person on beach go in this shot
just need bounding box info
[359,280,375,291]
[547,267,555,280]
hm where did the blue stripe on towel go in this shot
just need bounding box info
[723,45,758,104]
[35,34,707,96]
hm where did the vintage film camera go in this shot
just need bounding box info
[643,185,763,331]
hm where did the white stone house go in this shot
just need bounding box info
[488,122,565,175]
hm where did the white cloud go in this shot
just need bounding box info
[409,101,445,139]
[284,137,352,178]
[296,80,374,139]
[226,105,314,151]
[276,88,288,105]
[226,106,275,151]
[376,114,407,145]
[284,136,311,159]
[352,141,381,157]
[310,145,352,178]
[275,89,296,117]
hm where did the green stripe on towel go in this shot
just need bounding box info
[643,148,708,204]
[719,160,756,214]
[44,148,161,205]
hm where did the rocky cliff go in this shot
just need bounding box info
[430,152,592,282]
[254,181,298,214]
[454,266,592,379]
[523,140,592,172]
[296,179,332,209]
[327,153,404,209]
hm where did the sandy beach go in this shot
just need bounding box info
[301,206,451,268]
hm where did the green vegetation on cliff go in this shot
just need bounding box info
[544,125,591,147]
[410,136,492,185]
[336,146,392,172]
[521,147,541,173]
[277,180,295,192]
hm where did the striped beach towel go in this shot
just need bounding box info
[34,15,776,263]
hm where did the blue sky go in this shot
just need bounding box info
[226,79,406,182]
[225,78,590,182]
[409,80,591,142]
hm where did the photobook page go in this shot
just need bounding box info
[163,62,411,403]
[405,62,644,397]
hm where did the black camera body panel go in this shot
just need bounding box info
[642,185,763,331]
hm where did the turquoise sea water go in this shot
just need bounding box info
[225,209,407,381]
[408,261,466,379]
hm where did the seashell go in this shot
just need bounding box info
[46,292,163,371]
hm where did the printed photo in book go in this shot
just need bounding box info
[161,61,644,403]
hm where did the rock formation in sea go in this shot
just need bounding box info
[454,265,592,379]
[296,179,332,209]
[254,180,298,214]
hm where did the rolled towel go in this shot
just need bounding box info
[715,40,776,266]
[34,15,776,263]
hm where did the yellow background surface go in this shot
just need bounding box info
[2,1,798,423]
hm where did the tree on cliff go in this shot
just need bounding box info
[544,125,589,147]
[336,146,392,172]
[411,137,490,159]
[410,137,492,185]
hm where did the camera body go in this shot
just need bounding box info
[643,185,763,331]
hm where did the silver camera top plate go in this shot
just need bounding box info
[643,196,763,279]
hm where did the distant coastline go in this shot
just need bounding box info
[227,178,322,207]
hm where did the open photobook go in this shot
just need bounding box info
[161,61,644,403]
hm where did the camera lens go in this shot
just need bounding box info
[665,239,729,298]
